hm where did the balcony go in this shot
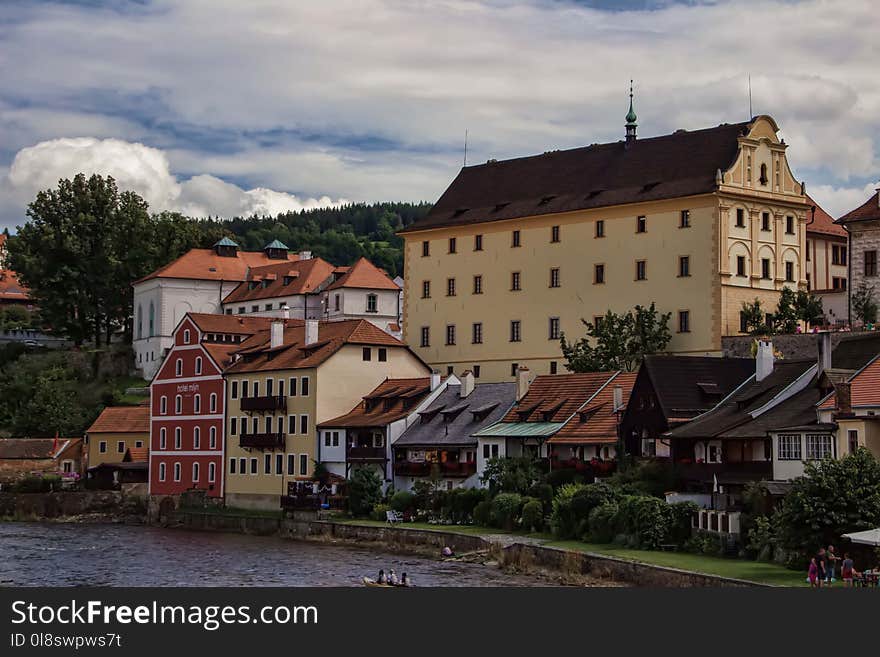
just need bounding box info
[240,395,287,412]
[347,446,386,460]
[674,460,772,483]
[239,431,285,449]
[439,461,477,477]
[393,461,432,477]
[550,457,616,476]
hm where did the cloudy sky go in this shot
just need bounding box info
[0,0,878,231]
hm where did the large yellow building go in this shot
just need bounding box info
[223,317,430,509]
[400,112,810,382]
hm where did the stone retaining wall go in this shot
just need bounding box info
[0,491,129,519]
[501,542,764,588]
[722,330,875,360]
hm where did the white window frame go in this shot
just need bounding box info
[195,356,203,375]
[192,462,200,482]
[193,426,200,450]
[183,329,191,344]
[209,426,217,449]
[806,433,833,460]
[99,440,107,454]
[159,462,166,482]
[173,462,181,482]
[208,462,216,483]
[159,428,167,450]
[194,394,201,414]
[175,358,183,377]
[174,427,182,450]
[209,393,217,413]
[160,396,167,415]
[778,433,802,460]
[175,395,182,414]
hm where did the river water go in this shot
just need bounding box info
[0,522,557,587]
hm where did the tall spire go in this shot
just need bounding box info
[625,80,637,146]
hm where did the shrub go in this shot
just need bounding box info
[489,492,523,530]
[606,460,676,497]
[411,480,434,512]
[447,487,485,523]
[527,482,554,511]
[745,515,776,562]
[473,500,491,527]
[549,483,587,538]
[347,467,383,517]
[389,490,414,514]
[586,502,619,543]
[667,501,698,547]
[615,495,672,549]
[520,498,544,533]
[545,467,585,490]
[15,475,49,493]
[370,503,390,522]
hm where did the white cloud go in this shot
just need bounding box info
[810,181,879,219]
[5,137,345,219]
[0,0,879,227]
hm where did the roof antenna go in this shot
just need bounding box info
[463,129,468,167]
[748,74,753,119]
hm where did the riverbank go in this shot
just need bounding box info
[172,510,775,587]
[0,491,146,524]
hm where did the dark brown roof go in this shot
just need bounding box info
[318,377,434,428]
[668,360,816,440]
[0,438,80,459]
[400,120,754,234]
[837,191,880,225]
[635,355,756,422]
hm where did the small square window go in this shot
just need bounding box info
[636,216,647,233]
[678,310,690,333]
[679,256,690,277]
[473,365,481,378]
[735,208,745,227]
[680,210,690,228]
[550,361,558,375]
[472,322,483,344]
[636,260,647,281]
[510,363,519,377]
[737,256,746,277]
[474,234,483,251]
[473,275,483,294]
[761,258,771,280]
[761,212,771,231]
[512,230,521,247]
[548,317,560,340]
[422,280,431,299]
[511,272,521,291]
[446,324,456,346]
[551,225,560,243]
[549,268,560,288]
[448,237,457,253]
[421,241,430,257]
[594,264,605,284]
[378,348,387,362]
[595,220,605,238]
[509,320,521,343]
[785,215,795,234]
[446,278,456,296]
[362,347,372,361]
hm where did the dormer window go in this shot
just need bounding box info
[262,279,270,289]
[264,239,289,260]
[283,276,293,286]
[213,236,239,257]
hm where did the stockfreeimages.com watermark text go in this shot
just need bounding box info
[10,599,318,632]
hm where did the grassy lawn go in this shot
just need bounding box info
[548,540,805,587]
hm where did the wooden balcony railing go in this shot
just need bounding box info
[240,395,287,412]
[393,461,476,477]
[393,461,432,476]
[239,431,285,449]
[347,446,386,460]
[439,461,477,477]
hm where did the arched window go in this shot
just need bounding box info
[208,462,216,483]
[193,426,200,449]
[148,301,155,337]
[192,462,200,483]
[194,394,201,414]
[759,163,768,185]
[137,304,143,340]
[173,462,181,482]
[159,462,166,482]
[175,395,182,414]
[159,427,167,449]
[175,359,183,377]
[209,393,217,413]
[183,329,191,344]
[195,357,202,375]
[160,396,168,415]
[209,426,217,449]
[174,427,182,449]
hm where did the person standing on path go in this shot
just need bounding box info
[815,548,827,588]
[825,545,838,585]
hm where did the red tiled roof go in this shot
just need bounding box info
[806,196,846,238]
[225,319,410,374]
[134,248,299,284]
[501,372,617,424]
[223,257,336,304]
[187,313,295,335]
[0,270,30,302]
[551,372,637,443]
[124,447,149,463]
[318,377,434,428]
[326,257,400,291]
[0,437,80,459]
[86,405,150,434]
[837,191,880,225]
[818,354,880,410]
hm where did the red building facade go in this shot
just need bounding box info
[149,315,250,497]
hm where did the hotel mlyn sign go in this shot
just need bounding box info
[400,112,810,382]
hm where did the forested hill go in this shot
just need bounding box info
[215,201,432,278]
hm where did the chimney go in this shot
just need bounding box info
[817,331,832,376]
[836,382,852,417]
[305,319,319,345]
[516,366,531,401]
[430,370,441,391]
[612,385,623,413]
[755,339,775,382]
[299,250,312,260]
[459,370,475,398]
[270,320,284,349]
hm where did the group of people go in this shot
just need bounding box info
[808,545,861,588]
[375,569,413,587]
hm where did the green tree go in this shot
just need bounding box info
[740,298,768,335]
[852,282,878,326]
[775,449,880,555]
[774,287,799,334]
[560,303,671,372]
[480,456,542,495]
[794,290,824,326]
[347,467,383,517]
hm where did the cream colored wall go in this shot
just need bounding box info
[224,345,429,497]
[403,195,718,382]
[806,235,847,292]
[224,368,318,497]
[86,432,147,467]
